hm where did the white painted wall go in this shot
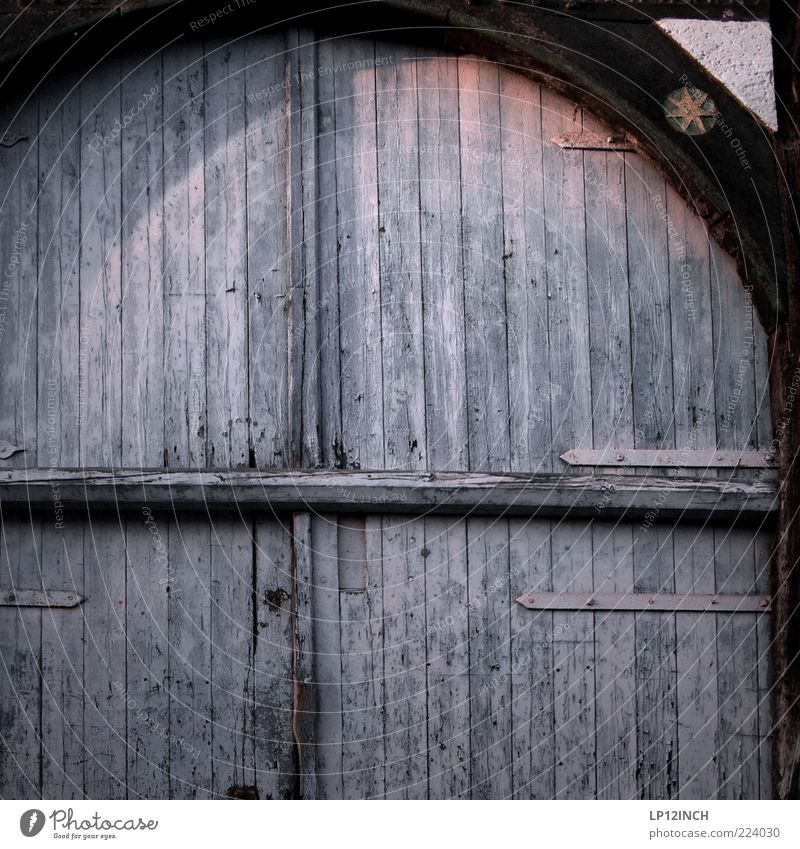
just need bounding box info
[657,19,777,130]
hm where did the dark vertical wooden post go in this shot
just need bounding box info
[770,0,800,800]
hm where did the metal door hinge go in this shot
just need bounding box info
[561,448,775,468]
[0,441,24,460]
[551,131,633,151]
[516,591,770,613]
[0,589,86,608]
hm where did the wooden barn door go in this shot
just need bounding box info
[0,512,301,799]
[302,514,773,800]
[0,30,775,800]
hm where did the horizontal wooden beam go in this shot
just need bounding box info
[516,590,771,612]
[0,469,778,522]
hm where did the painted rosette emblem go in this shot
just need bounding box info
[663,86,719,135]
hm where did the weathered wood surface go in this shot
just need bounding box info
[0,511,775,798]
[0,33,772,474]
[0,468,779,520]
[0,28,777,802]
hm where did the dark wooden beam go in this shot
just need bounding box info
[0,468,779,522]
[769,0,800,802]
[528,1,769,22]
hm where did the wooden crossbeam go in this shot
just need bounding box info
[0,469,778,522]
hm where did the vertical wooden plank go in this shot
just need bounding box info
[287,31,323,468]
[499,71,552,473]
[334,39,383,470]
[425,515,470,799]
[163,42,206,468]
[245,33,291,469]
[311,515,343,798]
[509,517,555,799]
[467,516,513,799]
[210,517,254,796]
[711,240,761,461]
[204,39,249,469]
[0,92,38,469]
[540,89,591,462]
[121,50,165,467]
[40,522,84,798]
[583,112,633,451]
[551,519,595,799]
[292,512,317,799]
[633,524,678,799]
[37,69,81,467]
[0,517,41,797]
[80,58,123,468]
[714,527,760,799]
[667,184,716,454]
[624,156,674,451]
[125,511,170,798]
[376,45,426,470]
[674,526,718,798]
[592,521,637,799]
[168,517,212,798]
[382,516,428,798]
[458,57,510,472]
[340,514,384,798]
[753,317,773,453]
[417,52,468,472]
[252,516,294,800]
[314,38,343,468]
[754,529,773,799]
[82,517,127,798]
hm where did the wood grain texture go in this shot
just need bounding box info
[121,50,165,468]
[593,521,637,799]
[633,524,678,799]
[509,517,555,798]
[0,517,41,798]
[339,514,385,798]
[125,513,170,798]
[80,57,123,468]
[417,52,468,472]
[382,516,428,798]
[334,38,383,471]
[310,515,343,798]
[252,517,294,800]
[425,515,470,798]
[0,468,778,521]
[0,91,37,471]
[210,518,253,795]
[167,517,212,797]
[675,526,719,798]
[4,31,774,474]
[36,67,82,468]
[204,40,249,469]
[458,57,510,472]
[376,45,426,471]
[162,41,207,469]
[82,517,127,798]
[551,519,595,799]
[467,517,513,798]
[714,527,760,799]
[246,33,290,469]
[40,523,84,798]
